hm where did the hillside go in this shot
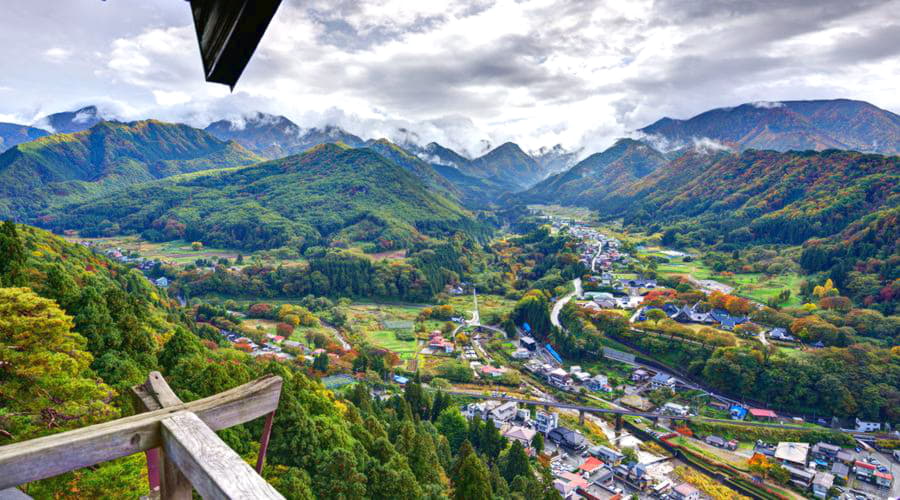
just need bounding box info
[48,144,490,251]
[619,149,899,249]
[522,138,668,207]
[531,144,580,177]
[205,112,365,158]
[640,99,900,154]
[0,120,261,219]
[361,138,462,198]
[0,122,48,152]
[464,142,547,189]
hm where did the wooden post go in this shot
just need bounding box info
[579,410,585,425]
[133,372,191,500]
[160,412,283,499]
[255,411,275,474]
[0,375,282,490]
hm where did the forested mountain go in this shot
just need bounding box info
[362,138,462,198]
[35,105,104,134]
[640,99,900,154]
[205,112,365,158]
[0,122,49,152]
[48,143,490,251]
[0,120,261,219]
[522,138,668,207]
[464,142,547,189]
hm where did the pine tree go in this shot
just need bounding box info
[501,440,531,483]
[0,221,26,286]
[452,452,492,500]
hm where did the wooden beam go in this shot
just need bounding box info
[161,412,283,499]
[132,372,191,500]
[0,375,281,490]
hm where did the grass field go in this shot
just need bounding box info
[447,294,517,321]
[346,303,423,359]
[528,204,598,224]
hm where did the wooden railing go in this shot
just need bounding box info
[0,372,285,499]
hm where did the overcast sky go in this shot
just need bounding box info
[1,0,899,157]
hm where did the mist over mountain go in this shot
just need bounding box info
[0,122,49,152]
[640,99,900,155]
[34,105,105,134]
[205,112,365,158]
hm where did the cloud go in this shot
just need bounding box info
[691,137,733,153]
[750,101,785,109]
[1,0,899,158]
[43,47,70,62]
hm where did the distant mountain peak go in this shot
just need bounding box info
[34,105,105,134]
[204,113,363,159]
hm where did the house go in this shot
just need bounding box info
[480,365,505,378]
[578,456,605,475]
[854,418,881,432]
[748,408,778,421]
[271,335,285,344]
[154,277,169,287]
[671,482,700,500]
[705,435,726,448]
[520,336,537,351]
[512,348,531,359]
[489,402,518,423]
[783,464,815,488]
[589,445,624,466]
[662,402,690,417]
[548,427,586,450]
[775,442,810,468]
[811,442,841,463]
[813,472,835,496]
[548,368,573,389]
[631,369,651,382]
[874,471,893,489]
[586,374,611,392]
[835,450,854,464]
[768,327,796,342]
[535,411,559,434]
[650,372,676,389]
[830,462,850,482]
[854,460,876,480]
[393,375,409,385]
[730,405,747,420]
[502,425,536,448]
[614,462,650,489]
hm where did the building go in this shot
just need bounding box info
[578,456,605,475]
[548,427,587,450]
[830,462,850,482]
[535,411,559,434]
[748,408,778,421]
[502,425,536,449]
[854,460,876,480]
[768,327,796,342]
[520,336,537,351]
[783,464,815,488]
[631,369,650,382]
[811,442,841,463]
[512,348,531,359]
[427,334,455,353]
[662,402,689,417]
[704,435,737,451]
[548,368,573,389]
[854,418,881,432]
[650,372,676,389]
[393,375,409,385]
[812,472,834,499]
[489,401,518,423]
[154,277,169,287]
[589,445,624,466]
[671,482,700,500]
[775,442,810,468]
[585,374,611,392]
[874,471,894,489]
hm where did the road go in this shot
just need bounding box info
[757,330,769,347]
[551,278,581,329]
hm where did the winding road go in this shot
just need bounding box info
[551,278,581,329]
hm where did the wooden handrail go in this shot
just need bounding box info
[0,375,282,491]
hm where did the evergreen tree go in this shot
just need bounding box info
[0,221,25,287]
[530,431,544,454]
[452,452,492,500]
[489,462,510,498]
[501,440,531,483]
[436,408,469,452]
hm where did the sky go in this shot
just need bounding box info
[1,0,899,158]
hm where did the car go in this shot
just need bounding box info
[877,466,888,473]
[855,447,862,452]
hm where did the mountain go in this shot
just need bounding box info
[410,141,473,169]
[362,138,461,198]
[0,120,261,219]
[448,142,545,190]
[618,149,899,248]
[522,138,668,207]
[35,105,104,134]
[205,112,365,158]
[48,144,488,251]
[531,144,580,177]
[640,99,900,155]
[0,122,49,152]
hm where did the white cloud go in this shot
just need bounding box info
[152,90,191,106]
[43,47,70,62]
[750,101,785,109]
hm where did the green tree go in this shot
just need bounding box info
[501,440,532,483]
[0,287,118,441]
[452,452,492,500]
[436,408,469,452]
[0,221,26,286]
[313,352,329,372]
[645,308,667,326]
[531,431,544,454]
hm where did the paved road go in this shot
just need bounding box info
[551,278,581,328]
[757,330,770,347]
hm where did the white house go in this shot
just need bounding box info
[535,411,559,434]
[854,418,881,433]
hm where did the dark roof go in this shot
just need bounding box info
[549,427,586,448]
[189,0,283,88]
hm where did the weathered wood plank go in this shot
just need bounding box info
[132,372,191,500]
[160,412,284,500]
[0,375,282,490]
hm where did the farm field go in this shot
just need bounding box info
[64,235,307,267]
[447,293,517,321]
[346,303,422,359]
[528,204,598,224]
